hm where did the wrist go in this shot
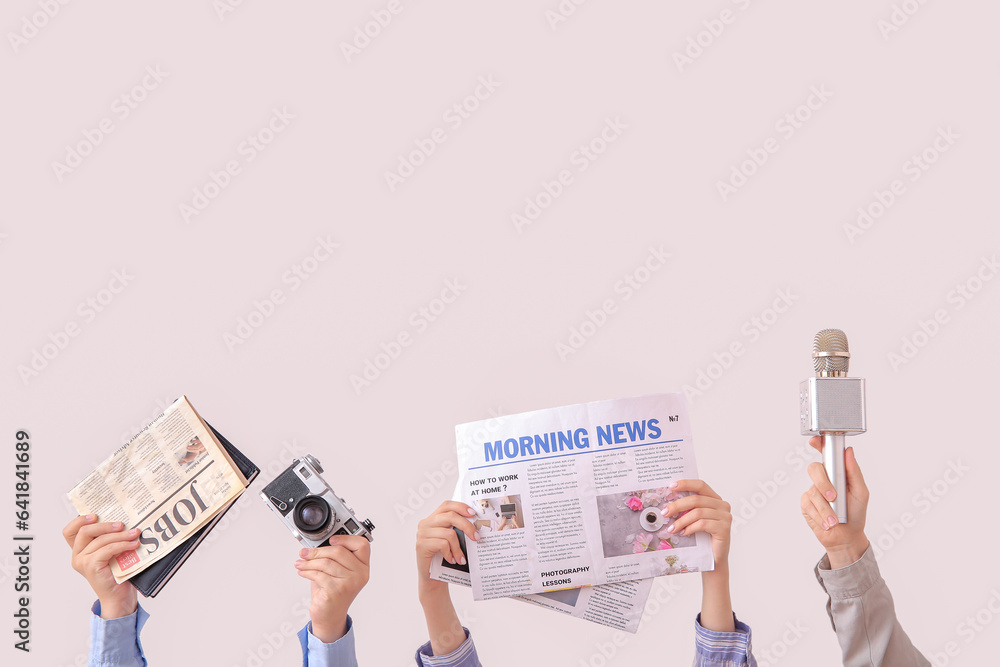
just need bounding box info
[708,558,729,573]
[826,536,869,569]
[310,609,349,644]
[702,559,730,585]
[708,549,730,573]
[418,578,450,606]
[98,596,137,620]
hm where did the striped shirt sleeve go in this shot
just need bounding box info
[414,628,482,667]
[89,600,149,667]
[693,613,758,667]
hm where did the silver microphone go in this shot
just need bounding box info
[799,329,867,523]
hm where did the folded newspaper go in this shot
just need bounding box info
[429,532,654,632]
[67,396,249,583]
[453,393,713,601]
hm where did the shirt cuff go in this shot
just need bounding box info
[89,600,149,667]
[814,545,882,600]
[298,616,358,667]
[414,628,481,667]
[694,613,755,665]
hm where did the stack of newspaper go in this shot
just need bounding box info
[429,394,713,632]
[67,396,250,585]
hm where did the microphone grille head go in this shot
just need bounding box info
[813,328,850,376]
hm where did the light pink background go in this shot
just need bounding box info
[2,2,998,665]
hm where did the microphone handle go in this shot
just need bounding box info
[823,433,848,524]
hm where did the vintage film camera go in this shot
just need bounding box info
[260,455,374,547]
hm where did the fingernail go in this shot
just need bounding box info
[459,555,466,565]
[86,514,96,521]
[294,560,303,567]
[471,532,479,541]
[668,481,678,489]
[129,528,140,536]
[113,522,123,529]
[327,536,339,545]
[825,490,836,501]
[467,507,476,516]
[666,524,676,533]
[826,517,837,529]
[129,540,139,547]
[299,548,310,559]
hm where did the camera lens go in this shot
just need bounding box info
[301,505,324,525]
[293,496,331,535]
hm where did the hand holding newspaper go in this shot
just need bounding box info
[453,393,713,601]
[67,396,248,583]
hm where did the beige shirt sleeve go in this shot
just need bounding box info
[814,547,930,667]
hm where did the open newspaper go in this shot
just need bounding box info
[455,393,713,601]
[428,535,654,632]
[67,396,248,583]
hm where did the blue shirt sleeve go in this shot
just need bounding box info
[413,628,482,667]
[693,613,758,667]
[89,600,149,667]
[297,616,358,667]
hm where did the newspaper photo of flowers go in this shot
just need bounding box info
[595,486,697,570]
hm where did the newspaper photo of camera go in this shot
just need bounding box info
[260,455,374,548]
